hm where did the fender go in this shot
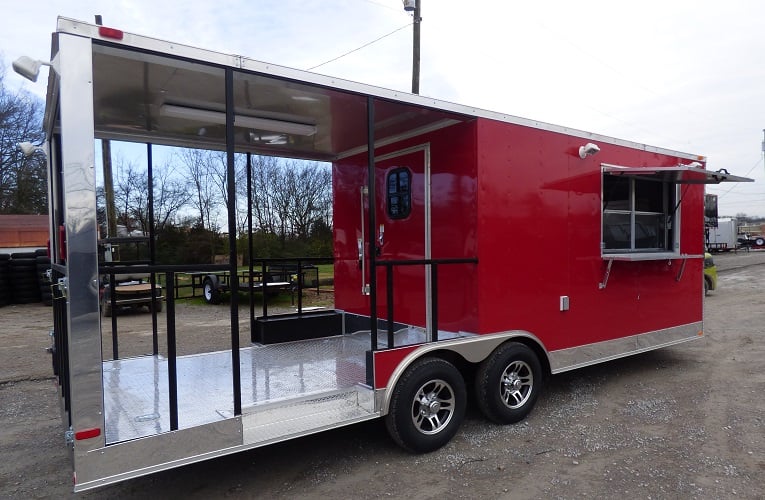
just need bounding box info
[377,330,549,415]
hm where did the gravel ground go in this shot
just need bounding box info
[0,251,763,498]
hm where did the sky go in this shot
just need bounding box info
[1,0,764,217]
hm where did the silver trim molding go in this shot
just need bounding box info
[549,322,702,373]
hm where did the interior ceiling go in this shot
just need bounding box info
[91,44,466,161]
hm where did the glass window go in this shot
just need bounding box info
[602,174,674,253]
[387,168,411,219]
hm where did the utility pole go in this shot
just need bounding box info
[404,0,421,94]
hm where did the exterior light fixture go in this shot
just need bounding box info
[17,141,47,157]
[12,56,54,82]
[403,0,416,11]
[578,142,600,159]
[579,142,600,160]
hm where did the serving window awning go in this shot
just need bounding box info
[602,164,754,184]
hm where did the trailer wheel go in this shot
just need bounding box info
[756,237,765,246]
[385,357,466,453]
[475,342,542,425]
[203,277,221,304]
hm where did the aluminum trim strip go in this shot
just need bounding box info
[549,322,702,374]
[74,418,242,492]
[58,32,106,454]
[600,252,703,262]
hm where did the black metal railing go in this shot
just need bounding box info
[374,257,478,350]
[50,265,71,427]
[99,257,332,429]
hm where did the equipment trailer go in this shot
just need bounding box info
[27,18,751,491]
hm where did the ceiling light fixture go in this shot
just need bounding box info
[159,104,317,137]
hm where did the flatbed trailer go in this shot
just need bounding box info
[25,17,752,491]
[188,270,291,304]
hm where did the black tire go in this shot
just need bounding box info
[475,342,543,425]
[756,238,765,247]
[203,277,222,304]
[385,357,466,453]
[10,264,36,273]
[11,252,37,259]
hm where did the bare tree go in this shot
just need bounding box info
[250,155,281,234]
[0,65,47,214]
[284,160,331,240]
[246,156,331,242]
[110,157,190,234]
[112,159,146,234]
[152,162,192,231]
[179,149,221,230]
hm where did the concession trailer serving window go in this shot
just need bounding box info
[601,163,752,259]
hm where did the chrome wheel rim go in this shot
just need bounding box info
[410,379,455,435]
[500,360,533,409]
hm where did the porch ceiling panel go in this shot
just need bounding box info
[91,43,467,161]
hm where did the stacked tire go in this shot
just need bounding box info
[36,249,53,306]
[0,254,10,307]
[9,251,42,304]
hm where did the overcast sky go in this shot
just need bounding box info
[2,0,764,216]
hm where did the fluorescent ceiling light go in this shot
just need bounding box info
[159,104,317,137]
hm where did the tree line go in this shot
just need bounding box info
[99,149,332,264]
[1,64,332,262]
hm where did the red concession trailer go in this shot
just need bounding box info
[25,17,751,491]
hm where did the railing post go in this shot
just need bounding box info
[431,263,438,342]
[165,271,178,431]
[109,271,118,360]
[386,264,394,348]
[297,260,303,314]
[261,261,268,318]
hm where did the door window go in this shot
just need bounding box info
[387,167,411,219]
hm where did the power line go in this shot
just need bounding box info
[306,23,411,71]
[361,0,400,11]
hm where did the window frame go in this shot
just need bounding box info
[386,167,412,220]
[601,170,680,257]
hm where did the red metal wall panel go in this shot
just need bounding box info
[474,119,704,351]
[333,120,480,334]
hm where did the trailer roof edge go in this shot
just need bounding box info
[54,16,702,161]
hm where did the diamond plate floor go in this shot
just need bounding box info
[103,326,465,444]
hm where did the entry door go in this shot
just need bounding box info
[364,145,430,329]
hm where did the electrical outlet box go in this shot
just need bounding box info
[560,295,570,311]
